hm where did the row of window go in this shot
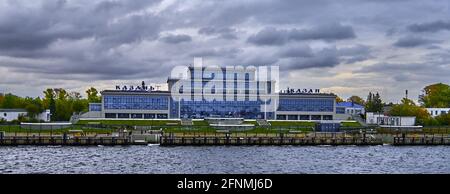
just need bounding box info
[89,104,102,112]
[276,115,333,120]
[104,95,169,110]
[105,113,168,119]
[278,99,334,112]
[429,110,449,116]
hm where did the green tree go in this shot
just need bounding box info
[365,92,383,113]
[347,95,365,105]
[25,103,40,119]
[86,87,101,103]
[419,83,450,108]
[435,113,450,126]
[0,93,4,108]
[72,99,87,114]
[44,89,57,121]
[69,91,88,114]
[389,98,430,125]
[336,96,344,103]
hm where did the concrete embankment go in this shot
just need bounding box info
[1,131,449,146]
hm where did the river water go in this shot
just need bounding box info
[0,145,449,174]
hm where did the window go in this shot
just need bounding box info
[144,114,155,119]
[105,113,116,118]
[278,98,334,112]
[323,115,333,120]
[118,113,130,118]
[277,115,287,120]
[104,95,169,110]
[288,115,298,120]
[311,115,322,120]
[131,114,143,119]
[299,115,310,120]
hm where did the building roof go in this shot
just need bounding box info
[0,109,27,112]
[101,90,171,95]
[336,102,364,108]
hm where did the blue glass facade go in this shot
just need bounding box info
[98,66,336,120]
[104,95,168,110]
[89,103,102,112]
[336,107,346,114]
[278,98,334,112]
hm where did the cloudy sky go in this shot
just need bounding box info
[0,0,449,103]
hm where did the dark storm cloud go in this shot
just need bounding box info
[0,0,449,100]
[0,0,162,51]
[393,36,439,48]
[247,23,355,46]
[159,34,192,44]
[407,20,450,33]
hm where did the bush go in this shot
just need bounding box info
[436,113,450,126]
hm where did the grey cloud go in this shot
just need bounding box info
[288,23,356,41]
[247,23,355,46]
[407,20,450,33]
[247,27,288,46]
[0,0,162,51]
[283,48,340,70]
[0,0,449,101]
[189,48,242,58]
[159,34,192,44]
[276,44,372,68]
[356,59,450,80]
[393,36,439,48]
[198,27,238,40]
[276,45,313,58]
[337,45,373,64]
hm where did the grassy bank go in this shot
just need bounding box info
[0,125,114,134]
[77,119,180,126]
[341,121,363,127]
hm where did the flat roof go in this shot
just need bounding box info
[101,90,335,97]
[101,90,171,95]
[0,109,27,112]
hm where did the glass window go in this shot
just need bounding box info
[105,113,116,118]
[118,113,130,118]
[288,115,298,120]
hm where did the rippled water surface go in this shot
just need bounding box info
[0,145,449,174]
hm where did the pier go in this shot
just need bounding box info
[160,132,383,146]
[1,129,450,146]
[0,136,131,146]
[393,134,450,145]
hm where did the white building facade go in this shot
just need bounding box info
[366,112,416,126]
[426,108,450,117]
[0,109,51,122]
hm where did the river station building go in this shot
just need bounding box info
[83,66,337,121]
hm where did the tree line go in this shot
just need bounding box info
[335,83,450,126]
[0,87,101,123]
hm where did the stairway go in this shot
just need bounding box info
[181,118,193,126]
[257,119,271,127]
[352,114,368,127]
